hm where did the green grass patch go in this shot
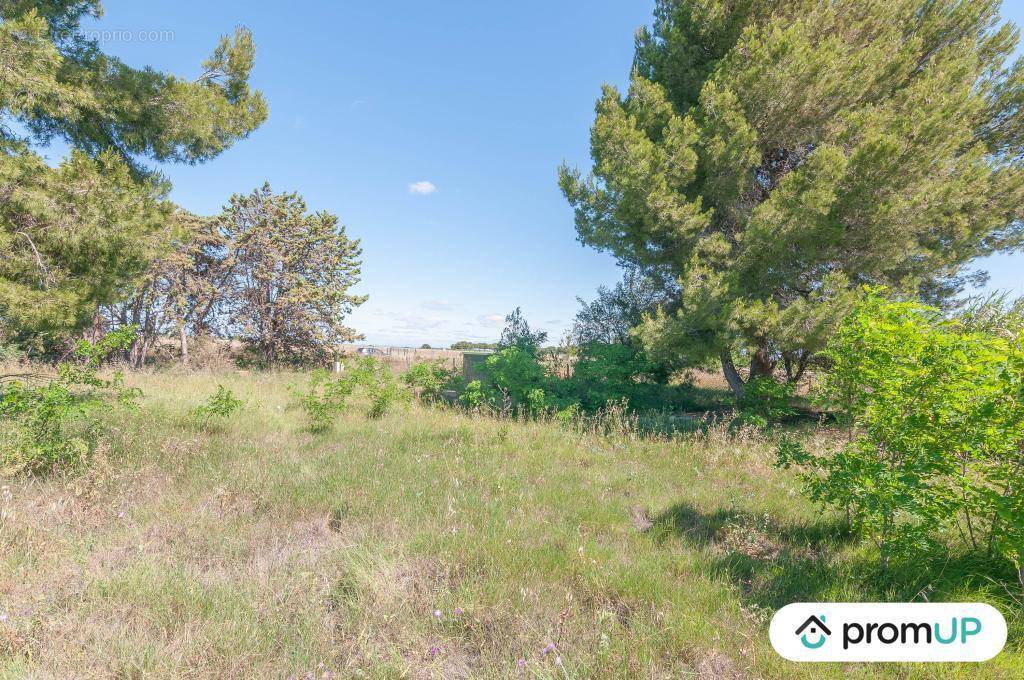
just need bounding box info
[0,370,1020,677]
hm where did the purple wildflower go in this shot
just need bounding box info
[429,645,441,657]
[433,609,442,619]
[542,642,556,655]
[516,658,526,668]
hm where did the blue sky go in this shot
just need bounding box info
[80,1,1024,347]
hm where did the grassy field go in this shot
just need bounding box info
[2,370,1022,678]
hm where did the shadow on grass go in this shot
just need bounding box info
[630,401,841,438]
[651,503,855,609]
[651,502,1023,621]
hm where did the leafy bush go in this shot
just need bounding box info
[73,326,139,367]
[345,356,411,418]
[455,347,557,415]
[296,358,412,430]
[484,347,549,409]
[343,356,385,388]
[459,380,488,411]
[367,378,411,419]
[1,380,95,473]
[0,330,138,474]
[453,338,716,419]
[525,387,547,413]
[449,311,732,422]
[403,360,457,402]
[451,348,550,414]
[555,402,582,426]
[564,342,665,410]
[734,377,796,427]
[777,291,1024,573]
[296,369,354,432]
[191,385,244,430]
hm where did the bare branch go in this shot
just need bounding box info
[15,231,51,289]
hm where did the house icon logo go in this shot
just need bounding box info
[795,615,831,649]
[771,602,1007,662]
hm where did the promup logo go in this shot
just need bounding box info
[795,615,831,649]
[770,603,1006,662]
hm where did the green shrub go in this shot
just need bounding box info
[0,330,138,474]
[485,348,547,405]
[564,342,664,410]
[1,380,95,473]
[734,377,796,427]
[777,291,1024,572]
[348,357,411,419]
[367,378,411,419]
[475,347,554,414]
[343,356,381,387]
[459,380,488,411]
[451,309,704,418]
[296,369,354,432]
[447,312,730,421]
[453,340,706,419]
[191,385,244,430]
[403,360,457,401]
[497,307,548,355]
[72,326,138,367]
[555,402,582,426]
[525,387,547,413]
[297,358,412,429]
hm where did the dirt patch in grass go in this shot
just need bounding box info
[716,517,783,561]
[683,646,748,679]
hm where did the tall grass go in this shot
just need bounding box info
[0,369,1020,678]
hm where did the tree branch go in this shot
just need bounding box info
[15,231,51,289]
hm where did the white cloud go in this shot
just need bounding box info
[408,181,437,196]
[479,313,505,327]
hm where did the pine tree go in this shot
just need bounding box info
[219,184,367,364]
[1,3,267,342]
[559,0,1024,396]
[498,307,548,355]
[104,211,229,367]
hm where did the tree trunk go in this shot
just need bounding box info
[179,323,190,366]
[749,344,776,380]
[128,290,147,367]
[782,351,809,384]
[720,349,745,399]
[137,337,154,369]
[90,308,103,343]
[792,355,808,384]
